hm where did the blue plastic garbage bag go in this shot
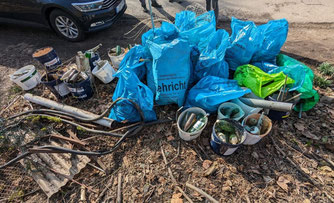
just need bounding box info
[118,45,149,80]
[185,76,251,113]
[252,61,279,73]
[146,38,192,106]
[142,22,178,46]
[194,29,230,81]
[268,64,306,92]
[251,19,288,63]
[109,69,157,122]
[175,11,216,51]
[225,17,261,70]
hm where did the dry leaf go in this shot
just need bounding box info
[167,136,175,141]
[203,161,218,176]
[303,199,311,203]
[276,176,290,192]
[319,166,332,172]
[202,160,213,169]
[294,123,305,131]
[157,187,164,195]
[171,193,183,203]
[303,131,320,140]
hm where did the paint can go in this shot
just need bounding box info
[32,47,61,72]
[65,74,94,100]
[242,113,272,145]
[177,107,208,141]
[41,73,70,99]
[210,119,246,156]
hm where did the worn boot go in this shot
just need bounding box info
[151,0,162,8]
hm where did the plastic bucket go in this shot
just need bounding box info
[217,102,245,121]
[41,74,70,99]
[177,107,208,141]
[10,65,41,90]
[267,96,290,121]
[92,60,116,84]
[65,75,93,100]
[242,113,272,145]
[108,48,126,69]
[230,98,262,117]
[32,47,61,72]
[210,119,246,156]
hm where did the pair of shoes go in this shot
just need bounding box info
[151,1,162,8]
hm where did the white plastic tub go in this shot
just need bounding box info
[177,107,208,141]
[108,48,126,69]
[10,65,41,90]
[92,60,116,84]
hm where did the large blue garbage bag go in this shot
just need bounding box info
[109,69,157,122]
[251,19,288,63]
[194,29,230,81]
[185,76,251,113]
[175,11,216,51]
[225,17,261,71]
[146,38,192,106]
[118,45,149,80]
[142,22,178,46]
[252,61,279,73]
[268,64,305,92]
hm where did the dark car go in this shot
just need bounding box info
[0,0,127,41]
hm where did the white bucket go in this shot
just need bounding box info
[230,98,262,117]
[242,113,272,145]
[108,48,126,69]
[10,65,41,90]
[177,107,208,141]
[217,102,245,121]
[92,60,116,84]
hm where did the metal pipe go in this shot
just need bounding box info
[24,93,113,128]
[239,98,294,112]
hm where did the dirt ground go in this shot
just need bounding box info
[0,16,333,203]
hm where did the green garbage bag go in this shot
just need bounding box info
[234,64,294,98]
[276,54,319,112]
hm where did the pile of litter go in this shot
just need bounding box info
[1,10,333,202]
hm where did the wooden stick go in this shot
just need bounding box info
[160,143,194,203]
[284,93,302,102]
[96,175,114,202]
[185,183,219,203]
[116,173,122,203]
[167,141,180,165]
[50,133,87,146]
[281,75,288,102]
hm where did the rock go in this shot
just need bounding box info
[320,95,334,104]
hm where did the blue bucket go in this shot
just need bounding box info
[210,119,246,156]
[41,74,70,99]
[267,96,290,121]
[65,75,93,100]
[32,47,61,72]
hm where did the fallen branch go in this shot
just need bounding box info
[167,141,180,165]
[160,143,194,203]
[185,182,219,203]
[116,172,122,203]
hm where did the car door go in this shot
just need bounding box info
[6,0,44,23]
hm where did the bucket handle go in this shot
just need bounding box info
[175,106,184,122]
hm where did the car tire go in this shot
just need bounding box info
[49,9,85,42]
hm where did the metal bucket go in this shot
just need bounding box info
[210,119,246,156]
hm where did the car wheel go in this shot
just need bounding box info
[49,9,85,42]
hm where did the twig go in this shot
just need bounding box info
[197,144,211,160]
[96,175,114,202]
[116,172,122,203]
[144,186,156,203]
[284,93,302,102]
[281,75,288,102]
[167,141,180,165]
[0,95,22,116]
[160,142,194,203]
[185,183,219,203]
[80,185,86,202]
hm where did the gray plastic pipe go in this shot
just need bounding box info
[24,93,113,128]
[239,98,294,112]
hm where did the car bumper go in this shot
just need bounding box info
[76,0,127,32]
